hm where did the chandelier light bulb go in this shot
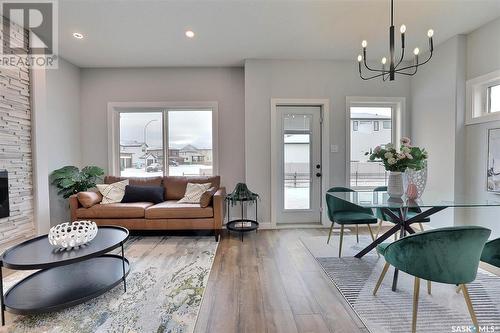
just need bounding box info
[381,57,387,65]
[400,25,406,34]
[357,55,363,62]
[361,40,367,48]
[427,29,434,38]
[413,47,420,56]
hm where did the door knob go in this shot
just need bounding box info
[316,172,322,177]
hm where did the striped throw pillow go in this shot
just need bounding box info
[178,183,212,204]
[97,179,129,204]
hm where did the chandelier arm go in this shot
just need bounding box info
[394,47,405,69]
[359,70,386,81]
[395,67,418,76]
[395,50,433,72]
[363,56,388,73]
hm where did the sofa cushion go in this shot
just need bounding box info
[104,176,163,187]
[164,176,220,200]
[77,191,102,208]
[76,202,154,219]
[97,179,129,204]
[200,187,218,208]
[121,185,164,204]
[145,201,214,219]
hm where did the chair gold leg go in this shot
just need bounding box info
[338,225,344,258]
[412,277,420,333]
[327,222,334,244]
[461,284,479,331]
[373,262,390,296]
[456,285,463,294]
[394,232,398,241]
[419,223,424,232]
[356,225,359,243]
[375,220,382,239]
[427,280,431,295]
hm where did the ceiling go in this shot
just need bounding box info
[55,0,500,68]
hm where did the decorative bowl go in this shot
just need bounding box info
[48,221,98,249]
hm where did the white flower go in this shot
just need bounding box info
[401,146,411,154]
[405,152,413,159]
[397,153,406,160]
[388,157,397,165]
[384,152,393,159]
[385,143,394,150]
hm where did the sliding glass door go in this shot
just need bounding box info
[116,108,214,177]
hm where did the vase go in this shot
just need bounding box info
[405,162,428,199]
[387,171,405,198]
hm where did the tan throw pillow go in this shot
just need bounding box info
[200,187,218,208]
[77,191,103,208]
[97,179,129,204]
[178,183,211,204]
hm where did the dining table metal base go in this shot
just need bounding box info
[354,206,447,291]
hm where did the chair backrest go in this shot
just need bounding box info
[384,226,491,284]
[325,187,373,221]
[481,238,500,268]
[373,186,387,192]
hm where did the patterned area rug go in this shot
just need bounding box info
[3,236,218,333]
[301,235,500,333]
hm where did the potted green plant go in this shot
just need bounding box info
[51,166,104,199]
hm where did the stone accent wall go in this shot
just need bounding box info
[0,18,35,246]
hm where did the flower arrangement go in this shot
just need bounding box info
[365,137,428,172]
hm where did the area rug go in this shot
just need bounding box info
[301,235,500,333]
[3,236,218,333]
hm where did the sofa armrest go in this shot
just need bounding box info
[213,187,226,230]
[69,194,81,222]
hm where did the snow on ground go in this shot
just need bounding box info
[121,164,212,177]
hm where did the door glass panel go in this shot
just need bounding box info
[168,110,213,176]
[119,112,163,177]
[284,114,311,210]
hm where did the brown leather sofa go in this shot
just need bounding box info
[69,175,226,241]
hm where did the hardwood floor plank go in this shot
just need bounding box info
[294,314,332,333]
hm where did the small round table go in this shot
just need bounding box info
[0,226,129,325]
[226,198,259,242]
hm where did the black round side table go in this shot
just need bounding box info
[225,183,259,242]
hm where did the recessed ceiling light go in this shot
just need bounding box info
[72,32,84,39]
[185,30,195,38]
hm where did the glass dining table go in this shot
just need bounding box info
[327,190,500,290]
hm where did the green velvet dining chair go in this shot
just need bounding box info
[373,186,429,239]
[481,237,500,268]
[373,226,491,333]
[326,187,378,257]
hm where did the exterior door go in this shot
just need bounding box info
[276,106,322,224]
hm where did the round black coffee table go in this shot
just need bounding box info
[0,226,129,325]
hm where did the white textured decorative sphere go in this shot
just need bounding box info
[48,221,98,249]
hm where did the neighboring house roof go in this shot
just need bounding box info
[351,113,391,120]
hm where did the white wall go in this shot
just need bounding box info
[410,35,467,228]
[80,67,245,191]
[46,58,82,225]
[464,17,500,238]
[245,59,411,224]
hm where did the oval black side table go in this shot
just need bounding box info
[0,226,129,325]
[225,183,259,242]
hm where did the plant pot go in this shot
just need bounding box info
[387,171,405,198]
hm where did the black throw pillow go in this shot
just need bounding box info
[121,185,164,204]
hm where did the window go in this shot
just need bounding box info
[466,70,500,124]
[488,84,500,113]
[111,104,216,177]
[349,106,393,188]
[352,120,358,131]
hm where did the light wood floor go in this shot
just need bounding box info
[194,228,368,333]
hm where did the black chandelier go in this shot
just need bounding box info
[357,0,434,81]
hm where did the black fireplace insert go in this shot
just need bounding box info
[0,170,9,218]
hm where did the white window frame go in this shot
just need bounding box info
[107,101,219,177]
[345,96,405,189]
[466,69,500,125]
